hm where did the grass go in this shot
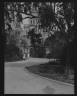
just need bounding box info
[26,62,74,85]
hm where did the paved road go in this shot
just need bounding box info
[4,58,74,94]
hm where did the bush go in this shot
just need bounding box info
[46,40,65,59]
[34,47,46,58]
[5,44,23,61]
[44,32,66,59]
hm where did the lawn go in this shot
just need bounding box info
[26,62,74,85]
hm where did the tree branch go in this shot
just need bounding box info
[7,9,39,19]
[22,16,40,19]
[53,18,69,41]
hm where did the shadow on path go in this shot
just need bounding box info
[42,86,55,94]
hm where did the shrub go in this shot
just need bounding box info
[34,46,46,58]
[44,32,66,59]
[5,44,22,61]
[46,40,65,59]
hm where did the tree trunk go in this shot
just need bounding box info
[65,41,72,77]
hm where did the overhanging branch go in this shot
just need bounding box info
[7,9,39,19]
[54,18,69,41]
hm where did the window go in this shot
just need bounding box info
[33,19,35,24]
[36,19,38,23]
[31,19,32,24]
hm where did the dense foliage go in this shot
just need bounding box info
[5,43,22,61]
[4,2,75,75]
[28,29,45,57]
[44,31,66,58]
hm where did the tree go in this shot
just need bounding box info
[4,2,74,38]
[44,32,66,59]
[39,2,74,76]
[4,2,74,75]
[4,16,23,61]
[39,2,74,41]
[28,29,44,57]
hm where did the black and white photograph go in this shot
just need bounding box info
[4,2,74,94]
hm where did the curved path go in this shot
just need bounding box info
[4,58,74,94]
